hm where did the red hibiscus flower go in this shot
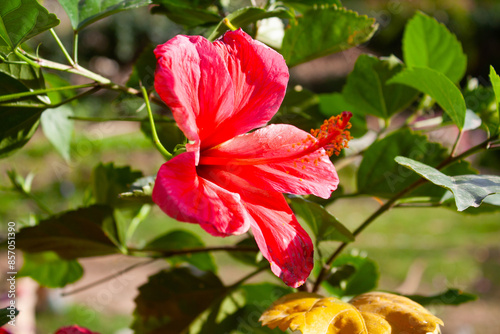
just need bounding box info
[55,325,99,334]
[152,29,351,288]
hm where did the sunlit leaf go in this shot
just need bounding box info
[40,105,74,162]
[403,11,467,83]
[282,0,342,13]
[288,196,353,244]
[132,266,227,334]
[58,0,151,31]
[92,162,143,207]
[16,205,122,259]
[260,291,443,334]
[343,54,417,119]
[207,7,293,41]
[0,0,59,50]
[388,66,466,129]
[18,251,83,288]
[281,6,377,67]
[144,230,216,272]
[396,156,500,211]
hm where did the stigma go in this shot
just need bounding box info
[309,111,353,156]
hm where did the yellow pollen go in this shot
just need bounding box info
[310,111,353,157]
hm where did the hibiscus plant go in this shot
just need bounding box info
[1,0,499,333]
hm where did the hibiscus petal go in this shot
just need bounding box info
[202,29,289,147]
[154,35,235,150]
[152,152,250,236]
[200,124,339,198]
[199,167,314,288]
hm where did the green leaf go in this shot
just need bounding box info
[396,156,500,211]
[207,7,294,41]
[132,267,227,334]
[0,0,59,50]
[405,288,477,306]
[188,283,292,334]
[0,104,41,158]
[357,129,477,198]
[227,237,263,267]
[342,54,418,119]
[58,0,151,31]
[16,205,122,259]
[18,251,83,288]
[288,196,354,244]
[489,66,500,135]
[281,6,377,67]
[40,105,74,161]
[92,162,143,207]
[388,66,466,129]
[127,44,156,91]
[151,0,220,28]
[323,253,379,297]
[318,92,367,138]
[403,11,467,83]
[144,230,216,272]
[0,307,19,327]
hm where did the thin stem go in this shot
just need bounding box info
[73,32,79,64]
[49,86,102,109]
[0,83,96,103]
[312,134,499,293]
[450,130,463,157]
[14,49,40,68]
[50,28,75,66]
[69,116,174,123]
[129,245,259,258]
[142,86,172,160]
[61,259,158,296]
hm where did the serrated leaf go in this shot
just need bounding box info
[0,0,59,50]
[92,162,143,207]
[0,307,19,327]
[403,11,467,83]
[396,156,500,211]
[151,0,220,28]
[357,128,477,198]
[260,291,443,334]
[288,196,353,244]
[58,0,151,31]
[207,7,293,41]
[40,106,73,161]
[281,6,377,67]
[283,0,342,13]
[16,205,121,259]
[18,251,83,288]
[405,288,477,306]
[324,253,379,297]
[318,92,367,137]
[144,230,216,272]
[388,66,466,129]
[132,267,227,334]
[489,66,500,135]
[343,54,418,119]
